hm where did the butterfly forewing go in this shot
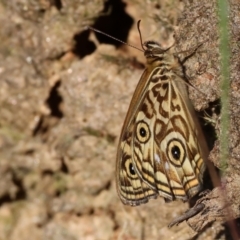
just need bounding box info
[116,41,208,206]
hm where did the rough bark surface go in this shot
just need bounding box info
[0,0,239,239]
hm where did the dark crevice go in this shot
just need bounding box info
[45,80,63,118]
[42,170,54,176]
[92,0,134,47]
[212,219,240,240]
[60,158,69,173]
[11,172,27,200]
[226,218,240,239]
[107,209,119,231]
[188,99,220,208]
[0,194,12,207]
[24,149,35,155]
[89,208,94,215]
[76,208,94,216]
[0,170,27,206]
[33,80,63,136]
[93,180,112,196]
[76,212,82,217]
[55,190,62,197]
[104,180,111,190]
[47,211,53,221]
[72,0,133,58]
[32,115,48,136]
[51,0,62,10]
[215,229,229,240]
[199,98,220,150]
[72,30,96,58]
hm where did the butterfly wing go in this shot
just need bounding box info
[116,68,159,206]
[116,65,207,205]
[133,67,207,200]
[116,41,208,206]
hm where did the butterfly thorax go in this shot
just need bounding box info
[144,41,183,79]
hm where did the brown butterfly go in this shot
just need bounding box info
[116,33,208,206]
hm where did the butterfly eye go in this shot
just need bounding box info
[140,127,146,137]
[171,145,181,160]
[136,121,151,143]
[125,159,136,177]
[167,139,186,166]
[129,162,136,175]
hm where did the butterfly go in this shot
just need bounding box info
[116,34,209,206]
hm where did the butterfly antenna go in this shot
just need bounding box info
[86,26,144,52]
[137,20,145,51]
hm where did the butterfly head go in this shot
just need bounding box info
[143,41,170,58]
[143,41,175,69]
